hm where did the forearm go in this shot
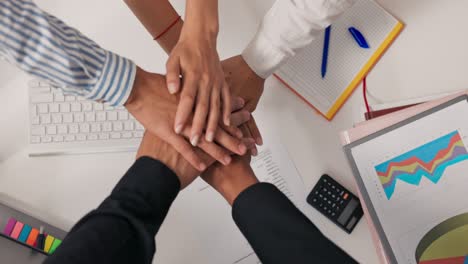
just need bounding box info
[46,157,180,264]
[183,0,219,38]
[124,0,183,54]
[0,0,135,106]
[232,183,357,264]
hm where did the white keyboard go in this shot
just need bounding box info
[28,80,143,156]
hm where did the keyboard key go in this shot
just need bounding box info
[85,112,95,122]
[30,105,37,116]
[90,123,101,133]
[136,122,144,131]
[40,114,51,124]
[94,103,104,111]
[133,131,144,138]
[87,134,98,140]
[79,123,90,133]
[74,113,84,123]
[46,125,57,135]
[113,122,123,131]
[102,122,112,132]
[104,105,113,110]
[96,112,106,121]
[31,116,40,125]
[76,134,86,141]
[65,135,75,142]
[31,126,45,136]
[99,133,109,140]
[49,103,59,113]
[69,124,79,134]
[110,132,121,139]
[42,136,52,143]
[65,95,75,102]
[122,132,132,138]
[57,125,68,134]
[124,121,134,131]
[82,102,93,112]
[118,111,128,120]
[54,93,65,102]
[77,96,86,101]
[63,113,73,123]
[31,93,53,103]
[107,111,117,121]
[60,103,70,113]
[53,135,64,142]
[38,104,48,114]
[30,136,41,144]
[71,103,81,112]
[51,114,62,124]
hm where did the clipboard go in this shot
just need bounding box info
[343,94,468,264]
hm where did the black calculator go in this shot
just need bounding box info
[307,174,363,234]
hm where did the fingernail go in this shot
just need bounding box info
[238,143,247,154]
[256,137,263,146]
[224,156,231,165]
[168,82,178,94]
[206,131,215,142]
[238,98,245,106]
[191,135,200,146]
[236,130,243,139]
[175,124,183,134]
[252,148,258,156]
[199,162,207,171]
[225,118,230,126]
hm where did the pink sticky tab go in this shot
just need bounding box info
[10,222,24,239]
[3,218,17,236]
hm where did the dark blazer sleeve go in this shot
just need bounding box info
[45,157,180,264]
[232,183,358,264]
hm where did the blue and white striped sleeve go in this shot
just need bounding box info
[0,0,136,106]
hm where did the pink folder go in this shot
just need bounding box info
[340,90,468,263]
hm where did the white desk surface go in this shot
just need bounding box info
[1,0,468,263]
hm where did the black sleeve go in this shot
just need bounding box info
[45,157,180,264]
[232,183,358,264]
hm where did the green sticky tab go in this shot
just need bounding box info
[48,238,62,254]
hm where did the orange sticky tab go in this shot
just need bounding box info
[26,228,39,246]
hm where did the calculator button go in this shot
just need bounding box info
[343,193,349,200]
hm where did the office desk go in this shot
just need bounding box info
[1,0,468,263]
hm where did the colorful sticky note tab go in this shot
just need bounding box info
[10,222,24,239]
[44,235,55,253]
[26,228,39,246]
[49,239,62,254]
[18,224,32,243]
[3,218,17,236]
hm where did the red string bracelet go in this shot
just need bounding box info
[154,16,181,40]
[362,76,371,116]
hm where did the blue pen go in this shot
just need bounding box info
[321,26,331,78]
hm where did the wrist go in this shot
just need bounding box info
[211,165,259,205]
[157,19,184,54]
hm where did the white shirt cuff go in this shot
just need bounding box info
[241,32,289,79]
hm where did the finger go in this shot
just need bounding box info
[174,78,197,134]
[190,83,211,146]
[166,56,181,94]
[231,110,251,127]
[240,124,258,156]
[215,126,247,155]
[231,96,245,112]
[221,81,232,126]
[197,134,232,166]
[222,124,243,139]
[169,134,206,171]
[247,117,263,145]
[205,83,221,142]
[242,137,257,150]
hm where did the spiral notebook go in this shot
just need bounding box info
[274,0,403,120]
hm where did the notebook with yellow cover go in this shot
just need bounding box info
[274,0,403,120]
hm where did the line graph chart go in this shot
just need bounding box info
[375,131,468,199]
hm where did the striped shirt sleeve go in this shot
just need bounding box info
[0,0,136,106]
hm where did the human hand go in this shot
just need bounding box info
[125,67,248,171]
[166,0,230,146]
[222,55,266,151]
[201,155,259,205]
